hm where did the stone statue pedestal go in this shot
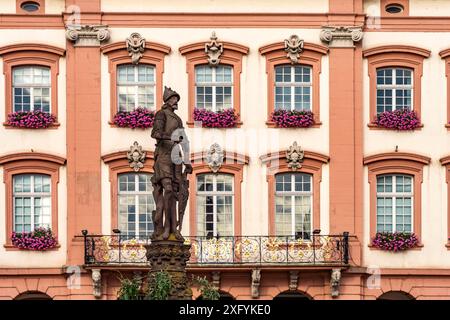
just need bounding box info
[145,235,192,300]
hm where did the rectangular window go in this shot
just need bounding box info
[195,65,233,112]
[376,174,413,233]
[117,65,155,112]
[274,65,312,111]
[118,173,155,238]
[13,66,51,113]
[274,173,312,239]
[376,68,413,114]
[13,174,51,233]
[196,174,234,237]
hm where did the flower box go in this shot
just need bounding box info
[371,232,419,252]
[374,109,421,130]
[193,108,238,128]
[113,107,155,129]
[7,111,56,129]
[270,110,315,128]
[11,227,58,251]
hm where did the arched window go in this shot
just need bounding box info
[117,64,155,112]
[195,65,233,111]
[363,45,430,128]
[196,173,234,237]
[376,174,413,233]
[376,67,413,114]
[274,173,312,239]
[13,173,51,233]
[364,152,430,243]
[118,173,155,238]
[13,66,51,113]
[274,65,312,111]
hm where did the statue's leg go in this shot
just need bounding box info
[152,182,164,238]
[161,178,174,240]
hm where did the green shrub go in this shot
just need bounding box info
[147,271,172,300]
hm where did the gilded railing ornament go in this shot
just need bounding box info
[205,31,224,67]
[286,141,305,170]
[127,141,146,172]
[284,35,304,64]
[126,32,146,64]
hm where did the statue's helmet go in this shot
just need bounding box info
[163,86,180,103]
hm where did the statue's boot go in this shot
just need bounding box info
[162,225,170,240]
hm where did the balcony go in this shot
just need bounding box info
[80,232,351,268]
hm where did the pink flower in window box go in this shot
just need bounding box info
[270,110,315,128]
[371,232,419,252]
[113,107,155,129]
[11,227,58,251]
[193,108,238,128]
[375,109,421,130]
[7,111,56,129]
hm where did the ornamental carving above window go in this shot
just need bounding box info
[127,141,146,172]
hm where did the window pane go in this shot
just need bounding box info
[117,173,154,237]
[13,174,51,232]
[196,174,234,237]
[13,67,51,113]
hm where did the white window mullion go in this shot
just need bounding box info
[392,175,397,232]
[30,87,34,112]
[30,175,35,229]
[212,86,217,112]
[134,85,139,110]
[290,67,295,111]
[213,195,217,237]
[291,175,296,235]
[291,195,295,236]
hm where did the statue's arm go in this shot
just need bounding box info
[151,111,171,140]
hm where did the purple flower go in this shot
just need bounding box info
[375,109,421,130]
[371,232,419,252]
[270,110,315,128]
[11,227,58,251]
[7,111,56,129]
[113,107,155,129]
[193,108,238,128]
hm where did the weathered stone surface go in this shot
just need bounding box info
[145,237,192,300]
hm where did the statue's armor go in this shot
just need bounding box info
[151,106,184,185]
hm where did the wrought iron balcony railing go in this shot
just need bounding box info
[80,232,350,267]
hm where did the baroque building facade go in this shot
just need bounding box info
[1,0,450,300]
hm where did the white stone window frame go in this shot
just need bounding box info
[376,67,414,114]
[196,174,234,238]
[13,174,52,233]
[117,64,156,112]
[12,66,51,113]
[376,174,414,233]
[274,173,313,239]
[195,65,234,112]
[274,64,312,112]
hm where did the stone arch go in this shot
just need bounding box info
[14,291,52,300]
[377,291,415,300]
[273,290,313,300]
[196,290,235,300]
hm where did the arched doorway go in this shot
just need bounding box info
[196,290,235,300]
[14,291,52,300]
[273,290,312,300]
[377,291,415,300]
